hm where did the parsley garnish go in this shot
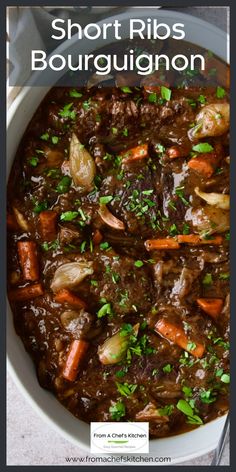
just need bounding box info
[60,211,78,221]
[109,401,126,421]
[56,176,72,194]
[58,103,76,120]
[161,86,172,101]
[192,143,213,153]
[216,86,226,99]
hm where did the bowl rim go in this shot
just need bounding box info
[7,8,229,464]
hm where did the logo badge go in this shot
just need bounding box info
[90,422,149,453]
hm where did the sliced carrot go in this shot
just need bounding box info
[121,144,148,163]
[98,205,125,231]
[7,213,18,231]
[145,238,180,251]
[155,319,205,358]
[177,234,223,246]
[17,241,39,281]
[62,339,89,381]
[92,229,103,245]
[197,298,224,320]
[188,152,221,178]
[39,210,58,241]
[8,283,44,302]
[54,289,87,309]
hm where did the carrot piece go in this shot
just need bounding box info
[39,210,58,241]
[197,298,224,320]
[8,283,44,302]
[92,229,103,245]
[98,205,125,231]
[155,319,205,358]
[54,289,87,309]
[7,213,18,231]
[62,339,89,381]
[188,153,221,178]
[145,238,180,251]
[121,144,148,163]
[17,241,39,281]
[177,234,223,246]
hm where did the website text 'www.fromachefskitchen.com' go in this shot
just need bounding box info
[65,455,172,464]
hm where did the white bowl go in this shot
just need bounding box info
[7,9,228,464]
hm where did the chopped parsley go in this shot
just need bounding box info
[60,211,78,221]
[58,103,76,120]
[161,86,172,101]
[134,260,144,268]
[119,323,134,337]
[97,303,113,319]
[40,132,49,141]
[115,367,128,379]
[109,401,126,421]
[220,373,230,384]
[168,200,177,211]
[198,94,206,104]
[33,200,48,213]
[41,240,59,251]
[69,89,83,98]
[56,175,71,194]
[200,389,216,404]
[219,273,230,280]
[116,382,137,397]
[182,386,193,398]
[158,405,174,416]
[80,240,87,253]
[90,279,98,287]
[202,273,213,285]
[169,223,178,236]
[28,156,39,167]
[216,86,226,99]
[120,86,133,94]
[183,223,190,235]
[51,136,59,145]
[192,143,214,153]
[99,195,113,205]
[100,241,111,251]
[176,399,203,425]
[162,364,173,374]
[187,342,197,352]
[148,92,157,103]
[175,185,190,206]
